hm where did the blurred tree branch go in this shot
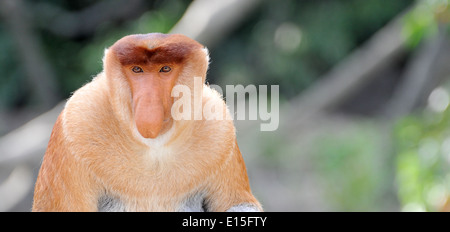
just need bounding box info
[280,11,408,132]
[170,0,262,48]
[384,24,448,120]
[0,0,59,109]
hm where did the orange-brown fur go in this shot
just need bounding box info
[32,33,262,212]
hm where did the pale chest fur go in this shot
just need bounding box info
[94,137,227,212]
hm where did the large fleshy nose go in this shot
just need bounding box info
[132,76,164,139]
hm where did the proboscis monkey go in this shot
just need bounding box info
[32,33,262,212]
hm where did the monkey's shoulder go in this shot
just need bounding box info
[199,84,235,134]
[60,75,119,145]
[187,85,237,153]
[68,74,110,109]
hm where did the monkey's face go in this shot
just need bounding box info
[122,61,181,139]
[106,33,206,139]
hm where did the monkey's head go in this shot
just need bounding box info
[104,33,209,139]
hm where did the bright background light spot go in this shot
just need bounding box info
[428,87,449,113]
[274,22,302,53]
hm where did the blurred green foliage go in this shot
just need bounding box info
[395,0,450,212]
[311,123,393,211]
[0,25,28,109]
[305,0,450,211]
[403,0,450,47]
[395,83,450,211]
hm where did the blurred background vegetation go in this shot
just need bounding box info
[1,0,450,211]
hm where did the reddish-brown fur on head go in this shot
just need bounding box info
[112,34,200,65]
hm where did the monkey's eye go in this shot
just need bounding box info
[131,66,143,73]
[160,66,172,73]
